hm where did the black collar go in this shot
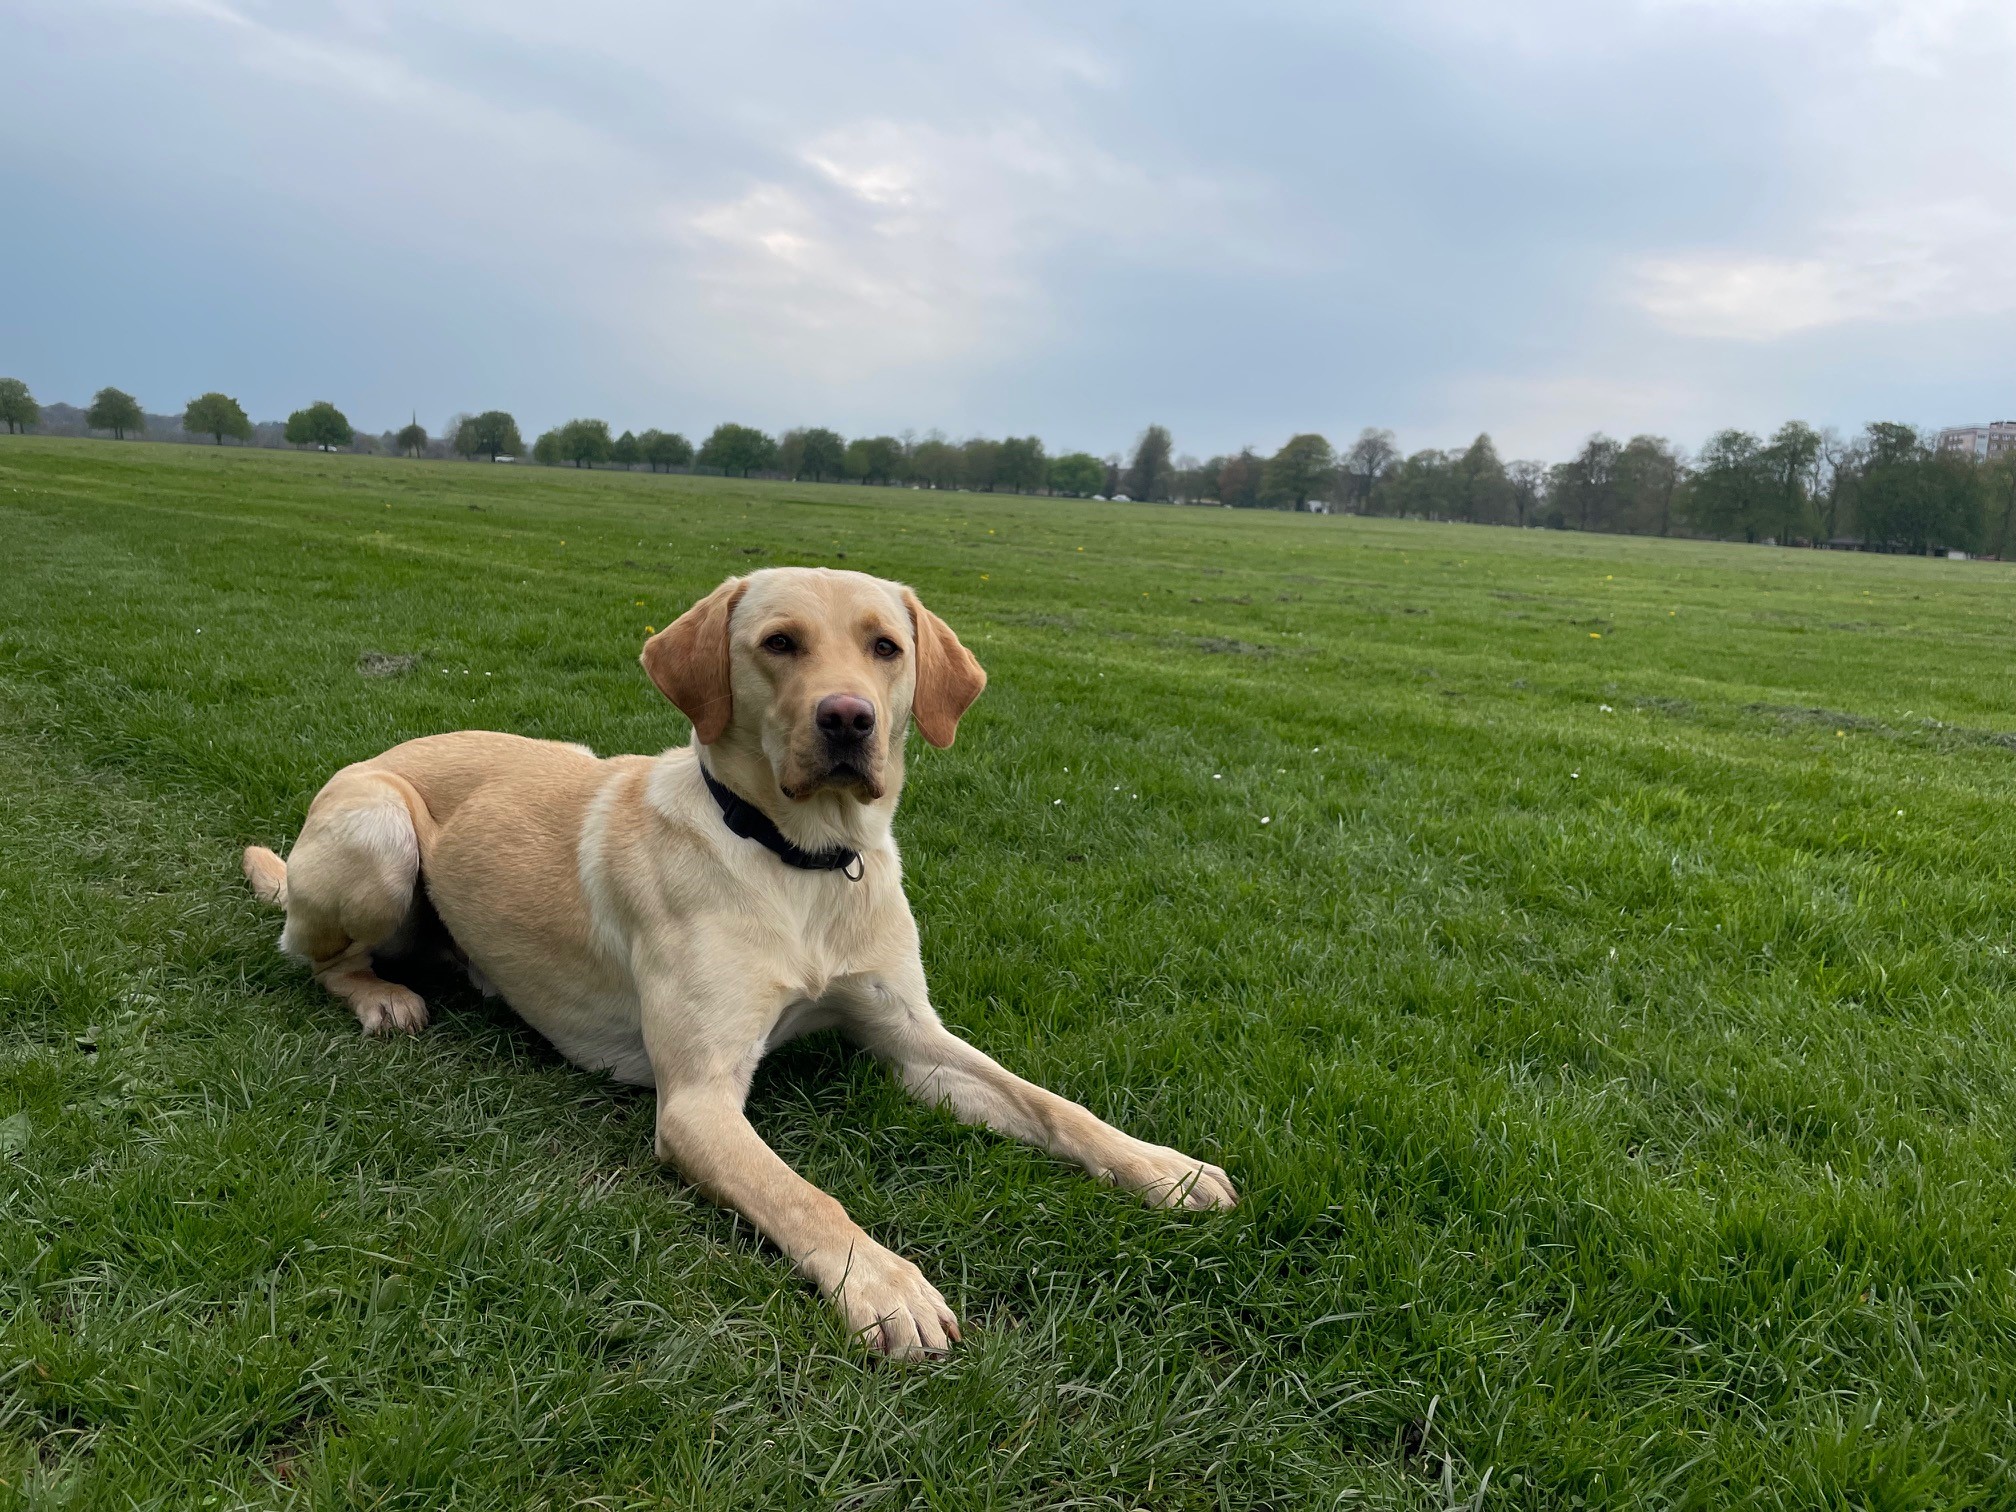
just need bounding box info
[700,762,864,879]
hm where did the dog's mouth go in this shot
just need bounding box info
[781,758,883,802]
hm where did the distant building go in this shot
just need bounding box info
[1934,421,2016,460]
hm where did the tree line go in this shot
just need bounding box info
[1291,421,2013,556]
[3,375,2008,554]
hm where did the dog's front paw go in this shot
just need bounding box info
[825,1243,961,1360]
[354,984,428,1037]
[1109,1141,1238,1211]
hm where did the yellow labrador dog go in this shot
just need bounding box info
[243,567,1235,1357]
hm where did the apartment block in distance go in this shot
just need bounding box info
[1935,421,2016,459]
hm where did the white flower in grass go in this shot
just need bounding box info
[1260,816,1271,825]
[1599,704,1613,714]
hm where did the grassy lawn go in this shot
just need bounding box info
[7,437,2016,1509]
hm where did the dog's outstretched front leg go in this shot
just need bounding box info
[843,967,1238,1211]
[640,973,958,1359]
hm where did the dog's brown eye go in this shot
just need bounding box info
[873,637,901,659]
[763,633,796,655]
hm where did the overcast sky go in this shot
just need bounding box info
[4,0,2012,460]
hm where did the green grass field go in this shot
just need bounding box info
[7,437,2016,1509]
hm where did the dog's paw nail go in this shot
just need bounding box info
[834,1252,958,1361]
[357,990,427,1036]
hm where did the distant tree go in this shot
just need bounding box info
[1104,455,1123,498]
[779,427,843,481]
[1218,447,1264,508]
[959,437,1003,491]
[864,435,902,483]
[1452,433,1511,523]
[1506,459,1547,528]
[558,418,613,469]
[1923,449,1985,556]
[452,418,481,459]
[796,427,846,480]
[997,435,1048,493]
[1047,451,1105,497]
[777,428,808,480]
[841,435,901,484]
[181,392,252,446]
[0,377,39,433]
[697,423,777,477]
[1341,428,1398,512]
[1613,435,1683,535]
[1686,429,1770,541]
[1863,421,1919,469]
[283,400,351,451]
[611,430,641,468]
[460,410,523,461]
[396,420,429,457]
[639,429,693,472]
[1123,424,1175,502]
[1983,452,2016,560]
[1382,450,1459,518]
[910,436,963,489]
[1171,454,1213,503]
[1814,429,1860,544]
[532,428,562,466]
[1760,420,1822,544]
[1855,423,1980,554]
[1550,434,1622,531]
[1262,433,1336,510]
[88,387,145,440]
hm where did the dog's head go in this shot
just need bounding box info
[642,568,985,804]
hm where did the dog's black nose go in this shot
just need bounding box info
[816,693,876,739]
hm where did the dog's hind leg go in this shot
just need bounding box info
[246,766,434,1036]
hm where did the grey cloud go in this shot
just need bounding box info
[1,0,2009,457]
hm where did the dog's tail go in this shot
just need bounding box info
[242,845,289,908]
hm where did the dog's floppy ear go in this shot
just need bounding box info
[641,578,748,744]
[903,588,986,748]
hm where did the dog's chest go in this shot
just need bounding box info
[771,869,890,971]
[751,881,899,1041]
